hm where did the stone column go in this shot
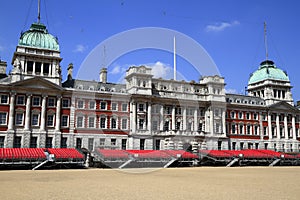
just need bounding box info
[147,103,152,133]
[276,114,280,139]
[194,109,198,132]
[160,105,164,131]
[292,116,296,140]
[40,95,47,131]
[7,92,16,131]
[259,112,263,140]
[132,102,136,133]
[33,62,36,75]
[171,106,176,131]
[284,114,288,140]
[268,113,272,139]
[24,94,31,130]
[183,107,187,131]
[55,96,61,131]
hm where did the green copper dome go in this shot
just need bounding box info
[248,60,289,85]
[18,23,59,51]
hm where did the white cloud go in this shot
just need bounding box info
[148,61,173,79]
[109,65,127,75]
[73,44,87,53]
[225,88,238,94]
[205,20,240,32]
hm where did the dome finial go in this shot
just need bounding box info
[264,21,268,61]
[37,0,41,23]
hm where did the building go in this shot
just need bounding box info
[0,17,299,153]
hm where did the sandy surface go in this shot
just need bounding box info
[0,167,299,200]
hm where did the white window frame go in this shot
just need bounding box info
[15,112,24,126]
[47,114,55,127]
[0,112,7,125]
[47,97,55,107]
[88,116,96,128]
[111,117,118,129]
[111,102,118,111]
[31,113,40,126]
[121,118,128,130]
[89,101,96,110]
[32,97,41,106]
[62,99,70,108]
[100,116,107,129]
[16,95,25,105]
[61,115,69,127]
[77,100,84,109]
[76,116,84,128]
[121,103,128,112]
[0,94,9,104]
[100,101,107,110]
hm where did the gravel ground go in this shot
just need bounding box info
[0,167,299,200]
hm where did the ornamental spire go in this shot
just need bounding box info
[37,0,41,23]
[264,21,268,61]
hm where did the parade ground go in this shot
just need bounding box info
[0,167,299,200]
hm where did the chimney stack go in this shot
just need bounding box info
[100,68,107,83]
[67,63,73,80]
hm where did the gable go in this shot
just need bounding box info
[9,77,63,91]
[268,101,299,112]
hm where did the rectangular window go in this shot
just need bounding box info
[232,142,236,150]
[61,115,69,127]
[138,104,144,112]
[264,127,268,136]
[253,113,258,120]
[121,118,127,130]
[77,116,84,128]
[176,121,181,131]
[239,124,244,134]
[231,124,236,134]
[231,112,235,119]
[47,98,55,107]
[165,106,172,115]
[140,139,145,150]
[35,62,41,74]
[77,100,84,109]
[254,126,258,135]
[111,102,118,111]
[30,137,37,148]
[62,99,70,108]
[176,107,182,115]
[240,142,244,150]
[76,138,82,149]
[32,97,40,106]
[111,138,116,146]
[0,94,8,104]
[88,116,95,128]
[122,103,128,112]
[246,113,250,120]
[0,113,7,125]
[121,139,127,150]
[218,141,222,150]
[239,112,243,119]
[100,138,105,146]
[27,61,33,73]
[61,137,67,148]
[47,115,54,127]
[0,136,5,148]
[13,136,22,148]
[155,140,160,150]
[138,118,144,130]
[31,114,39,126]
[43,63,50,75]
[164,121,169,131]
[215,123,220,133]
[15,113,24,126]
[88,138,94,151]
[89,101,95,109]
[100,102,106,110]
[46,137,53,148]
[16,96,25,105]
[247,125,251,135]
[100,117,106,129]
[111,118,117,129]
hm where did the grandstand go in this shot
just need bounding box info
[0,148,85,170]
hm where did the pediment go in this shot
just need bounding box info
[9,77,63,91]
[268,101,299,112]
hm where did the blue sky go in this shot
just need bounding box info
[1,0,300,101]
